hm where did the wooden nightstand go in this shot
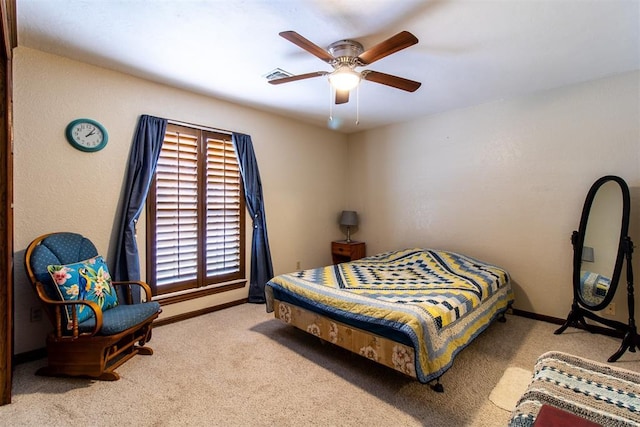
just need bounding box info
[331,240,366,264]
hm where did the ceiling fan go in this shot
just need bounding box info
[269,31,422,105]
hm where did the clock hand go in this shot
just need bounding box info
[85,130,96,137]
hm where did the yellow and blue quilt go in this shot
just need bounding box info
[266,248,514,383]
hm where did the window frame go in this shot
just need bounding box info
[146,122,246,297]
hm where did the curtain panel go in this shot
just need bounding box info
[113,115,167,300]
[232,133,274,303]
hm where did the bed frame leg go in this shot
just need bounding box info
[430,378,444,393]
[498,304,511,323]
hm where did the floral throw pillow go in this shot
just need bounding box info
[47,256,119,325]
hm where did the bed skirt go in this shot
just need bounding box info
[274,299,418,379]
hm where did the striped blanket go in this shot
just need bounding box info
[266,248,514,383]
[509,351,640,426]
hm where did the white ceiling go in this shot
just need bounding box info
[16,0,640,134]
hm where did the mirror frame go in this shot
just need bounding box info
[573,175,630,311]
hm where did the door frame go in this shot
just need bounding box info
[0,0,16,405]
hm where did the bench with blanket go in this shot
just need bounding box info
[509,351,640,426]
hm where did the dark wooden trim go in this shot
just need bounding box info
[13,347,47,365]
[153,281,246,306]
[0,0,15,60]
[0,0,15,406]
[15,307,626,365]
[511,308,565,325]
[153,298,248,327]
[511,308,624,339]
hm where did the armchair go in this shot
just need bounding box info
[24,232,162,380]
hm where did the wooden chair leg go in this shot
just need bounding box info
[97,371,120,381]
[137,346,153,356]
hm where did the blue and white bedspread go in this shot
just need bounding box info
[265,248,514,383]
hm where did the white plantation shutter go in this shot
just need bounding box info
[154,130,199,287]
[149,124,244,295]
[205,134,242,279]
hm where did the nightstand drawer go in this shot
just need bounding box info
[331,241,366,264]
[332,243,350,255]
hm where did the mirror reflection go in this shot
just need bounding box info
[579,180,623,307]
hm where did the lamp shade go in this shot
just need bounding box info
[339,210,358,226]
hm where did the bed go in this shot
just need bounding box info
[265,248,514,389]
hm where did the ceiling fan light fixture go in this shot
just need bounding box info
[329,67,361,91]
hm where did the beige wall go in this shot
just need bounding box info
[12,47,348,354]
[346,71,640,322]
[11,46,640,354]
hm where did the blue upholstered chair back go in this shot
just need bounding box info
[28,232,99,300]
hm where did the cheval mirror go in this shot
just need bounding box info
[555,175,637,362]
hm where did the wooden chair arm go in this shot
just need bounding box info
[35,282,103,338]
[111,280,153,304]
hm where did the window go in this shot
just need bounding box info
[147,123,245,296]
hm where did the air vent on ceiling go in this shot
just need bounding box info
[264,68,293,81]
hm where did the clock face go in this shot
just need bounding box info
[66,119,108,152]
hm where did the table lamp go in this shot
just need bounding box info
[339,210,358,243]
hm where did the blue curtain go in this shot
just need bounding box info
[114,115,167,299]
[232,133,274,303]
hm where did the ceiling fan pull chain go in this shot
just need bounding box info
[355,85,360,126]
[329,84,333,121]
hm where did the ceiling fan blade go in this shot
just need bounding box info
[357,31,418,65]
[279,31,334,63]
[335,90,349,104]
[268,71,328,85]
[362,71,421,92]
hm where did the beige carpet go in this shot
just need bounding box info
[489,366,533,411]
[1,303,640,426]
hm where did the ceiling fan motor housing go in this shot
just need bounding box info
[328,40,364,67]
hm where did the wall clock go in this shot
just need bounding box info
[65,118,108,152]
